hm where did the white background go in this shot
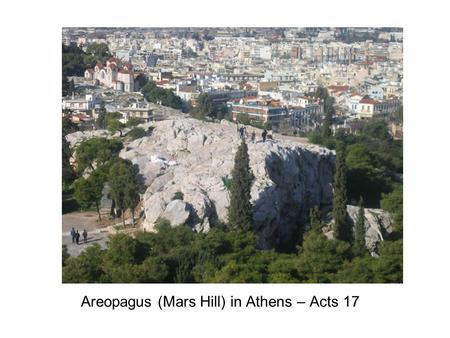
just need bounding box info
[1,0,449,336]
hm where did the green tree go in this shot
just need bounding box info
[62,244,106,283]
[353,197,367,256]
[62,245,70,267]
[136,257,169,282]
[372,240,403,283]
[89,171,106,220]
[381,185,403,236]
[125,117,143,128]
[86,42,111,59]
[62,116,78,136]
[75,137,123,174]
[315,86,335,137]
[346,144,373,169]
[228,140,254,231]
[362,120,392,141]
[107,118,124,136]
[126,127,147,140]
[95,103,107,129]
[333,144,351,241]
[72,177,93,210]
[333,256,374,283]
[309,206,322,230]
[72,172,103,220]
[104,234,138,266]
[297,226,351,282]
[141,81,182,109]
[108,158,142,226]
[62,135,75,190]
[192,93,213,119]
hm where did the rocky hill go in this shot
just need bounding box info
[119,117,335,249]
[67,116,393,252]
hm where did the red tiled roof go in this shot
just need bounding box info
[359,98,378,104]
[328,85,349,91]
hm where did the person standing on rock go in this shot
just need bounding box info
[239,126,245,139]
[262,129,267,142]
[70,227,76,243]
[82,230,88,244]
[75,230,80,245]
[251,131,256,143]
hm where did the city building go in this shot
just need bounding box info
[84,57,135,92]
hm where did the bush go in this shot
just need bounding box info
[221,176,233,190]
[125,117,143,128]
[173,191,184,200]
[127,127,147,140]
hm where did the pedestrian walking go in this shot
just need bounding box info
[75,230,80,245]
[239,126,245,139]
[262,129,267,142]
[251,131,256,143]
[82,230,88,244]
[70,227,76,243]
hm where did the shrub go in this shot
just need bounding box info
[127,127,147,140]
[173,191,184,200]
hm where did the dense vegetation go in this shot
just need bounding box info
[307,88,402,209]
[62,43,111,78]
[63,135,403,283]
[191,93,229,120]
[62,43,111,97]
[62,220,402,283]
[68,136,143,223]
[141,81,183,109]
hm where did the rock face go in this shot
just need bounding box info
[324,205,393,254]
[346,205,393,253]
[65,130,112,148]
[119,117,335,249]
[161,200,191,226]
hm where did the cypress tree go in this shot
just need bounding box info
[332,143,350,241]
[353,197,366,256]
[322,109,332,138]
[315,86,334,138]
[228,139,254,231]
[309,206,322,231]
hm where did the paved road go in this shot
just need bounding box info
[62,211,109,257]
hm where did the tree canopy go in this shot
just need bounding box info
[75,137,123,174]
[228,140,254,231]
[141,81,182,109]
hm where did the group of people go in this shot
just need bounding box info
[237,125,273,143]
[70,227,88,245]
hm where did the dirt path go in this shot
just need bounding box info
[275,133,310,144]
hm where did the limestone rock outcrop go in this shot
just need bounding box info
[346,205,393,253]
[324,205,393,254]
[119,117,335,249]
[161,199,191,226]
